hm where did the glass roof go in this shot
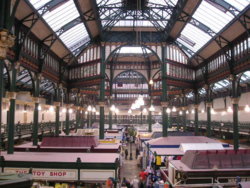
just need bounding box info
[29,0,90,53]
[43,0,79,31]
[98,0,176,29]
[148,0,178,6]
[117,46,152,54]
[176,0,250,55]
[29,0,51,9]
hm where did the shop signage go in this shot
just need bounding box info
[4,168,78,181]
[80,169,115,181]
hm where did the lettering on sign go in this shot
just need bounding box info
[80,170,115,181]
[4,168,78,181]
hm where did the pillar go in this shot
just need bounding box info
[65,106,70,135]
[182,107,187,131]
[32,74,41,145]
[148,110,152,132]
[109,110,112,130]
[230,74,240,150]
[99,44,105,139]
[0,59,4,144]
[0,25,15,151]
[194,90,199,136]
[161,102,168,136]
[194,104,199,136]
[232,98,239,150]
[206,102,212,137]
[7,62,18,154]
[161,46,168,137]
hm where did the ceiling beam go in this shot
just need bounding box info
[73,0,94,40]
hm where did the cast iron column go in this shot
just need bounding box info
[206,85,212,137]
[32,74,40,145]
[99,44,105,139]
[55,87,61,136]
[206,102,212,137]
[231,75,240,150]
[161,46,168,137]
[194,90,199,136]
[109,110,112,130]
[7,62,18,154]
[65,107,70,135]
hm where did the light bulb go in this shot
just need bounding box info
[85,111,88,115]
[128,109,132,114]
[172,106,176,112]
[110,105,116,112]
[143,108,147,113]
[92,107,96,113]
[49,106,54,112]
[191,109,194,114]
[186,110,189,114]
[149,79,153,85]
[166,108,171,114]
[227,106,233,113]
[87,105,92,112]
[201,109,205,113]
[96,111,100,115]
[62,108,66,113]
[179,111,183,115]
[244,105,250,112]
[38,105,42,111]
[69,109,73,114]
[149,105,155,112]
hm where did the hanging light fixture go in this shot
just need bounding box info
[92,107,96,113]
[96,111,100,115]
[149,79,153,85]
[179,111,183,115]
[87,105,92,112]
[201,109,205,113]
[186,110,189,114]
[244,105,250,112]
[69,109,73,114]
[172,106,176,112]
[38,105,42,111]
[62,108,66,113]
[143,108,147,114]
[227,106,233,113]
[166,108,171,114]
[149,105,155,112]
[191,109,194,114]
[85,111,88,115]
[110,104,116,112]
[49,106,54,112]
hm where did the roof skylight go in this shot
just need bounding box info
[118,47,152,54]
[29,0,90,53]
[176,0,250,57]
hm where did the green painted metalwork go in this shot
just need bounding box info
[206,106,211,137]
[161,46,168,137]
[65,108,70,135]
[109,111,112,130]
[0,60,4,150]
[32,75,40,145]
[7,64,17,154]
[99,45,105,139]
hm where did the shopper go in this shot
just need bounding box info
[125,148,128,160]
[131,176,139,188]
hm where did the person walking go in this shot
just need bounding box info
[131,176,139,188]
[125,148,128,160]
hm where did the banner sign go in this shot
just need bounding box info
[4,168,78,181]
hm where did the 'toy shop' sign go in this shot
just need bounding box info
[4,168,78,181]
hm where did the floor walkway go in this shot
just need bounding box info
[120,143,141,183]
